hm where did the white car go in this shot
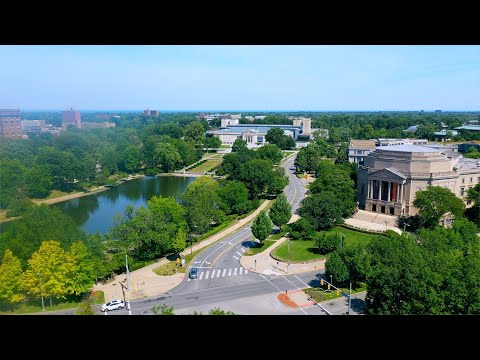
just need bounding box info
[101,299,125,312]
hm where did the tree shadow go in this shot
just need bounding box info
[349,297,366,314]
[242,240,260,248]
[166,253,180,261]
[306,273,326,287]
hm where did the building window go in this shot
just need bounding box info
[361,185,365,195]
[372,204,377,212]
[381,205,386,213]
[462,178,465,184]
[478,177,480,182]
[390,207,395,215]
[471,177,473,183]
[460,187,465,196]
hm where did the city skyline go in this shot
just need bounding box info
[1,45,479,111]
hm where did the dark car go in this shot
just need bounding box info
[189,267,198,279]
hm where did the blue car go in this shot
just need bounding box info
[189,267,198,279]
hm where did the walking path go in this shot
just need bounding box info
[93,198,272,302]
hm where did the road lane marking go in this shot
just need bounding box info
[241,248,245,253]
[199,228,251,267]
[245,270,248,274]
[187,278,190,282]
[222,269,227,277]
[217,270,221,278]
[236,252,242,256]
[234,268,237,276]
[228,269,232,276]
[239,267,243,275]
[233,256,239,260]
[259,274,308,315]
[199,272,204,280]
[293,274,311,288]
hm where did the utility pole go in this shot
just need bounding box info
[119,282,132,315]
[126,254,131,290]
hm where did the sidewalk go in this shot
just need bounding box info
[240,236,326,276]
[93,198,272,302]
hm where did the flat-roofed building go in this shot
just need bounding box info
[0,109,23,139]
[348,140,377,165]
[82,121,116,129]
[62,108,82,130]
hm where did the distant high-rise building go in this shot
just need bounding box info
[144,108,151,116]
[62,108,82,130]
[0,109,23,139]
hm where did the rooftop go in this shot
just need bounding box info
[454,125,480,131]
[376,144,440,153]
[349,140,376,149]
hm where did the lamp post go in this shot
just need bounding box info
[403,223,410,232]
[340,233,344,249]
[287,240,292,274]
[330,274,333,287]
[37,272,45,312]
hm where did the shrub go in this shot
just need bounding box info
[289,218,315,240]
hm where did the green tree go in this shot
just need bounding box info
[251,210,272,242]
[288,218,315,240]
[217,180,250,214]
[180,177,224,235]
[118,145,141,173]
[184,122,205,144]
[413,186,465,228]
[154,143,182,173]
[338,246,369,286]
[22,240,70,307]
[0,205,85,266]
[237,159,279,198]
[256,144,283,164]
[365,234,439,315]
[265,128,295,150]
[172,227,187,255]
[152,304,175,315]
[0,249,25,303]
[208,307,237,315]
[315,233,340,254]
[75,294,95,315]
[0,159,26,208]
[269,193,292,230]
[66,242,95,296]
[298,192,342,230]
[464,146,480,159]
[325,252,349,286]
[232,139,248,153]
[25,165,53,198]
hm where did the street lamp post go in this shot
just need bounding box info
[340,233,344,249]
[287,240,292,274]
[37,272,45,311]
[330,274,333,287]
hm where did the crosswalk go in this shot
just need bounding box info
[233,247,246,261]
[187,267,249,281]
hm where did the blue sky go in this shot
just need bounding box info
[0,45,479,111]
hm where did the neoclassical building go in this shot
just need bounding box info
[357,144,480,217]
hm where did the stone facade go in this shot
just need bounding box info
[357,144,480,217]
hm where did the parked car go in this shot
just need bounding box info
[189,267,198,279]
[101,299,125,312]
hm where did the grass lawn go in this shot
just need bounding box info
[304,283,367,303]
[187,159,222,173]
[323,226,384,248]
[219,145,231,148]
[153,247,204,275]
[0,291,105,314]
[272,239,325,262]
[272,226,383,262]
[32,189,72,202]
[244,240,276,256]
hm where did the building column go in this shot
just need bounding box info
[387,182,391,202]
[379,181,382,201]
[368,180,371,198]
[398,183,402,203]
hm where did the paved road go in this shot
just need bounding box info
[102,269,330,315]
[172,154,305,294]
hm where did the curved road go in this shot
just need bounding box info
[101,154,331,315]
